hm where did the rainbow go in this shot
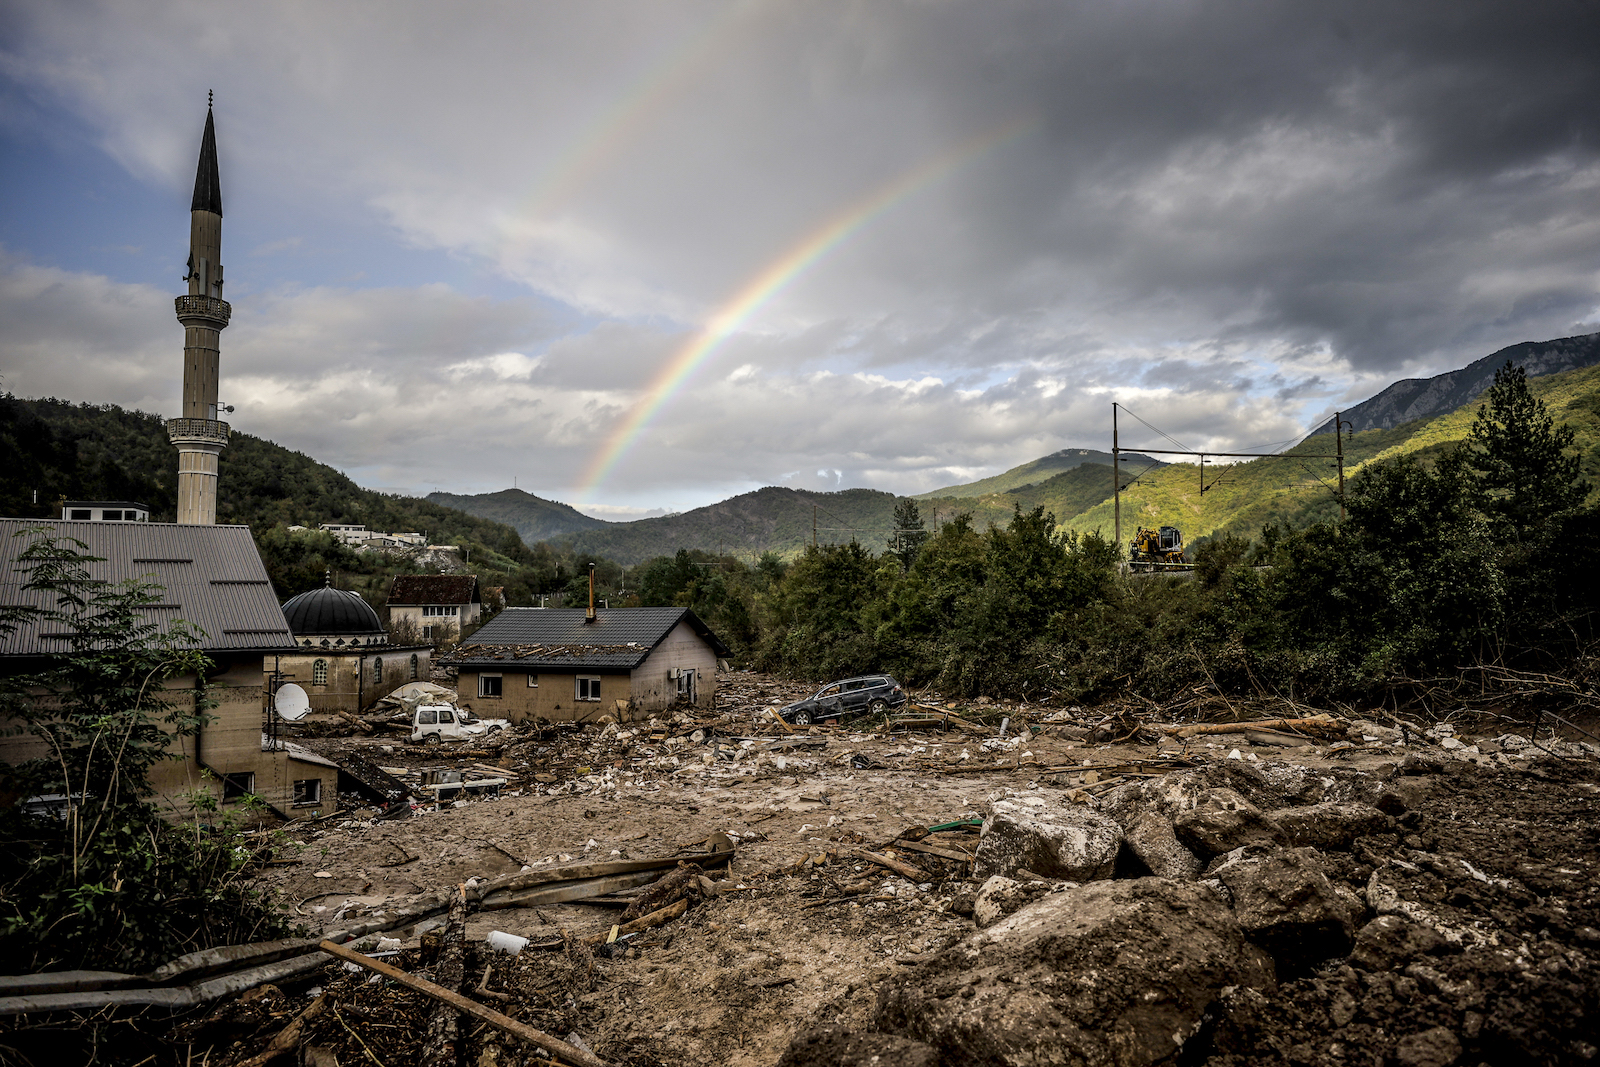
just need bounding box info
[577,115,1038,494]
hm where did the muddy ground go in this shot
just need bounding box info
[9,672,1599,1066]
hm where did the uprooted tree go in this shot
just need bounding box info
[0,531,290,973]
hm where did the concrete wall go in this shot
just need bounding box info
[388,605,480,645]
[631,622,718,711]
[268,647,431,714]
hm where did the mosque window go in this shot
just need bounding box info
[410,654,419,681]
[373,658,384,684]
[312,659,328,686]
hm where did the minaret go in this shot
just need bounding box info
[167,97,230,525]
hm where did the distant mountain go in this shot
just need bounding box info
[426,488,610,543]
[1309,332,1600,436]
[917,448,1166,499]
[555,486,900,565]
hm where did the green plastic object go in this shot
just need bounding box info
[927,818,985,832]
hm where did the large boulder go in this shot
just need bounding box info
[1174,788,1287,858]
[971,875,1053,929]
[1124,811,1203,880]
[973,803,1122,882]
[1099,762,1283,829]
[1213,847,1357,974]
[875,878,1273,1067]
[1270,802,1396,851]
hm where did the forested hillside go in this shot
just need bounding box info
[426,487,610,543]
[0,396,613,607]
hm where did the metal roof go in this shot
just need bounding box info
[282,585,385,636]
[0,519,292,655]
[191,108,222,216]
[388,574,480,606]
[445,607,728,670]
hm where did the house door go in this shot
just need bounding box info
[677,668,697,704]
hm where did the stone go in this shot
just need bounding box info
[1393,1026,1462,1067]
[1270,802,1396,851]
[1214,847,1356,974]
[875,879,1272,1067]
[1125,811,1203,879]
[1100,762,1283,830]
[973,803,1122,882]
[778,1027,939,1067]
[1349,914,1452,971]
[971,875,1053,929]
[1400,751,1448,776]
[1347,718,1401,743]
[1173,788,1287,858]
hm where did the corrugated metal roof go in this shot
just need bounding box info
[388,574,479,606]
[444,607,728,670]
[0,520,293,655]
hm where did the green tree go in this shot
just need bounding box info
[887,498,930,571]
[1459,360,1588,539]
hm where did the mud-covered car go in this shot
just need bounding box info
[778,674,907,725]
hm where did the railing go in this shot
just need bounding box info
[174,295,231,325]
[166,418,231,444]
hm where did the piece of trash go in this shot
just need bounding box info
[314,871,332,878]
[1227,749,1243,760]
[999,716,1011,738]
[376,937,402,952]
[487,930,529,956]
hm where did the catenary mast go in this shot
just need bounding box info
[167,96,230,524]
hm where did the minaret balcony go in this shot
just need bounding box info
[166,418,231,446]
[174,295,231,327]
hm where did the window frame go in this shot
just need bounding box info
[527,673,539,687]
[479,674,503,698]
[293,778,323,806]
[312,659,328,686]
[576,676,602,701]
[220,772,256,803]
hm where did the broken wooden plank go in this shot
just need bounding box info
[421,885,469,1067]
[237,992,327,1067]
[579,898,689,947]
[317,941,612,1067]
[854,850,928,881]
[891,839,974,863]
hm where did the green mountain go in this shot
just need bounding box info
[554,486,900,565]
[426,487,610,543]
[917,448,1166,499]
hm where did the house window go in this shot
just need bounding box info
[293,779,322,805]
[102,510,123,521]
[373,658,384,684]
[70,510,91,520]
[576,676,601,701]
[312,659,328,686]
[423,605,459,617]
[527,674,539,687]
[220,772,255,802]
[422,625,434,640]
[479,674,502,698]
[410,654,419,680]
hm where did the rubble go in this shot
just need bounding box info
[8,669,1599,1067]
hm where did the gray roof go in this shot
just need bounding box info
[445,607,728,671]
[0,520,292,655]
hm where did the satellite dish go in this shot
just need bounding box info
[275,682,311,722]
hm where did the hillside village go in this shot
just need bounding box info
[4,27,1600,1067]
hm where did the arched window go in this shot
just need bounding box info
[312,659,328,686]
[410,654,419,681]
[373,657,384,684]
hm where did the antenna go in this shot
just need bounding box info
[274,682,311,722]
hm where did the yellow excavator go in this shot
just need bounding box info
[1128,525,1187,569]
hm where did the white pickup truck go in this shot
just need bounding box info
[410,703,509,744]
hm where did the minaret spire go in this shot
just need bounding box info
[167,96,231,525]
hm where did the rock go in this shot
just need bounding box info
[1214,847,1356,974]
[1348,719,1401,743]
[1173,788,1287,858]
[1349,914,1452,971]
[973,804,1122,882]
[778,1028,940,1067]
[971,875,1053,929]
[875,878,1272,1067]
[1101,763,1283,830]
[1393,1026,1461,1067]
[1124,811,1203,879]
[1400,751,1448,775]
[1270,802,1395,851]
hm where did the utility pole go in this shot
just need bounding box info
[1112,402,1121,562]
[1335,411,1349,524]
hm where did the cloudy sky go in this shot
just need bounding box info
[3,1,1598,517]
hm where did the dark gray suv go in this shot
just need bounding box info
[778,674,907,725]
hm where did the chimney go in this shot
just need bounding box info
[585,563,597,624]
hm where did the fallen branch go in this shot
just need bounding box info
[579,897,689,947]
[421,885,468,1067]
[854,850,928,881]
[237,992,327,1067]
[1164,715,1342,739]
[318,940,612,1067]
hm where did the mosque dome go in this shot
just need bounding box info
[282,585,385,642]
